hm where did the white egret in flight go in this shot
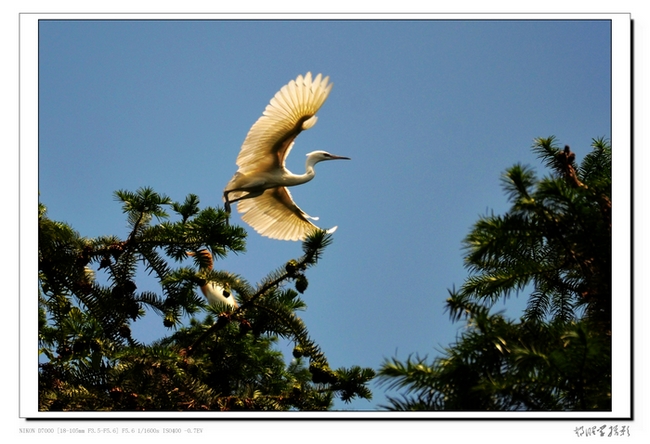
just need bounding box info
[223,72,350,241]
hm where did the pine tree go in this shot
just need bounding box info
[377,137,612,411]
[38,187,374,411]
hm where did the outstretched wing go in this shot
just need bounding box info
[237,187,322,241]
[235,72,333,174]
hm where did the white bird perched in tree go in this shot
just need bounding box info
[187,250,238,309]
[223,72,350,241]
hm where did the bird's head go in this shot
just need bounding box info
[306,150,351,164]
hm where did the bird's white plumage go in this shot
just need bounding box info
[187,250,238,308]
[238,187,319,241]
[223,72,348,241]
[201,282,238,309]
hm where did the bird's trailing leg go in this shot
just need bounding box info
[223,189,264,215]
[223,191,233,214]
[222,192,233,226]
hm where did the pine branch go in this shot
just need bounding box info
[187,230,333,354]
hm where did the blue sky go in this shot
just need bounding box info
[38,19,612,411]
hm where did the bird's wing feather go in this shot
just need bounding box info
[235,72,333,174]
[237,187,321,241]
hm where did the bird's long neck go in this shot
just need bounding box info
[304,157,321,179]
[284,158,317,186]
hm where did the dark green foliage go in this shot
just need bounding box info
[38,187,374,411]
[378,137,612,411]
